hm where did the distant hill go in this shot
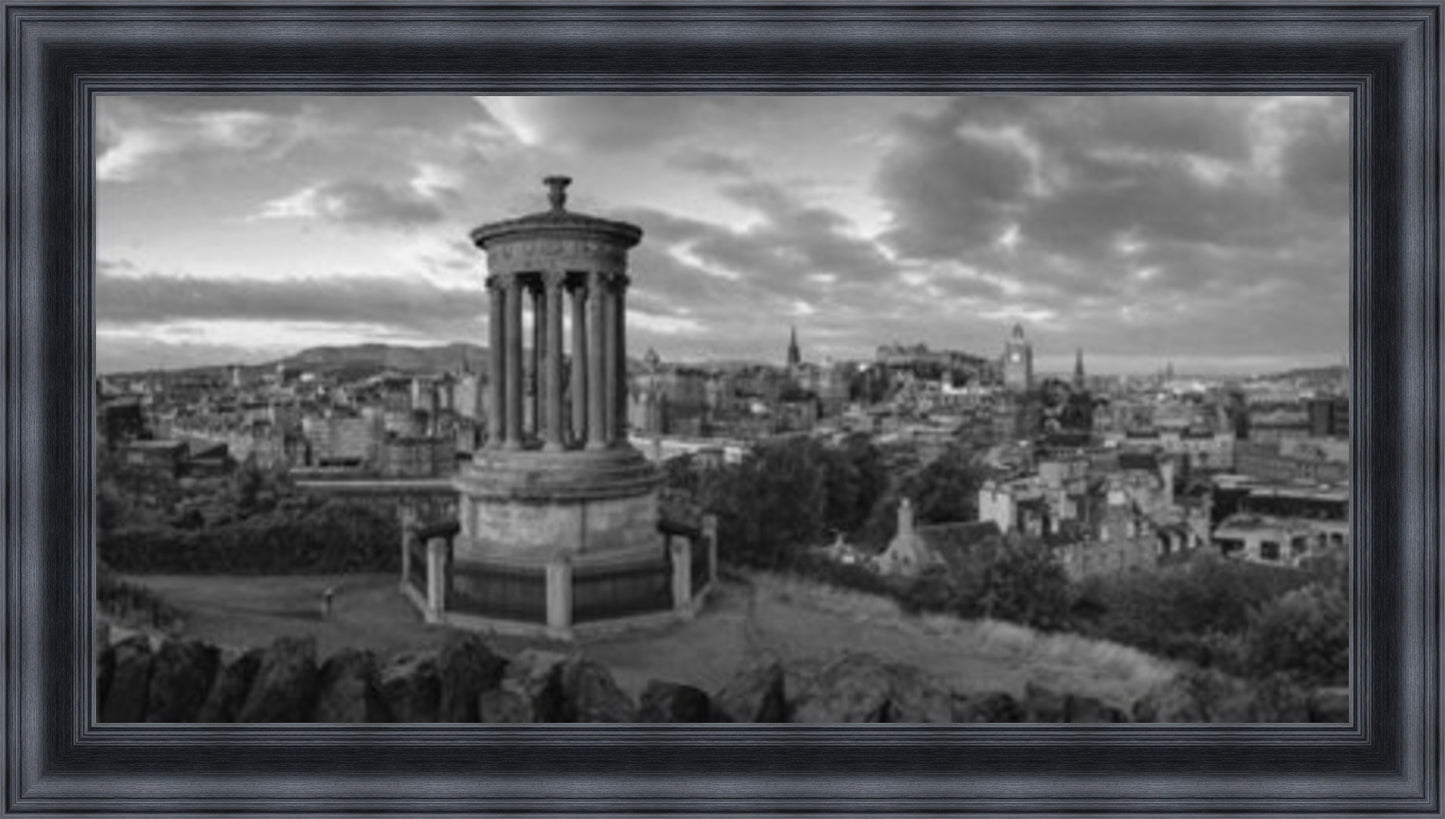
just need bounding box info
[1260,364,1347,382]
[273,342,489,379]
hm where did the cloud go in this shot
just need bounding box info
[97,100,318,183]
[867,95,1349,357]
[97,264,484,334]
[251,177,455,229]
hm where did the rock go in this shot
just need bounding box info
[790,653,893,723]
[712,659,788,723]
[1133,669,1254,723]
[377,650,440,723]
[559,655,636,723]
[952,691,1024,722]
[1307,687,1350,723]
[238,636,319,722]
[478,649,567,723]
[100,635,154,723]
[477,682,540,723]
[145,639,220,722]
[436,634,507,722]
[1065,694,1127,723]
[196,648,264,723]
[313,648,389,723]
[97,641,116,713]
[637,680,713,723]
[1249,674,1313,722]
[880,662,953,723]
[1022,682,1068,722]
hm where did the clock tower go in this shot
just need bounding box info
[1002,323,1033,392]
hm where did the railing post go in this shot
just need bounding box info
[425,536,448,623]
[703,514,719,586]
[670,536,693,616]
[399,507,417,594]
[546,554,573,637]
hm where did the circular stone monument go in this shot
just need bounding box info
[454,176,664,564]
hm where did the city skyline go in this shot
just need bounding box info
[98,95,1349,375]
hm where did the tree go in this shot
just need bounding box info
[1242,582,1349,685]
[966,536,1072,630]
[858,443,990,546]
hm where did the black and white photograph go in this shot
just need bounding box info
[94,94,1351,724]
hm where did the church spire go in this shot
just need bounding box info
[787,325,801,368]
[1074,347,1085,388]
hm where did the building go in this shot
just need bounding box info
[1002,324,1033,392]
[1307,395,1349,438]
[407,176,714,639]
[1210,481,1348,567]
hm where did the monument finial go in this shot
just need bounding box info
[543,175,572,211]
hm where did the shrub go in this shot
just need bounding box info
[99,499,401,575]
[1241,583,1349,686]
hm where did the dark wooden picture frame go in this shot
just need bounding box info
[4,2,1439,815]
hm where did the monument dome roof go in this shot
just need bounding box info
[469,175,642,249]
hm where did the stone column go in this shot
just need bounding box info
[613,274,629,443]
[601,277,618,446]
[531,281,545,438]
[425,536,448,623]
[570,281,588,447]
[399,507,417,593]
[543,271,566,451]
[586,271,608,449]
[545,555,573,636]
[503,277,524,449]
[670,536,693,616]
[703,514,719,587]
[487,277,505,448]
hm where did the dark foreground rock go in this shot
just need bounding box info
[436,634,507,722]
[952,691,1024,722]
[1307,687,1350,723]
[145,639,220,722]
[314,648,389,723]
[196,648,264,723]
[377,650,441,723]
[711,659,788,723]
[790,652,952,723]
[559,655,636,722]
[637,680,713,723]
[238,636,319,723]
[478,649,567,723]
[100,635,154,723]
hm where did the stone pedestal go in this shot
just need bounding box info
[454,446,663,563]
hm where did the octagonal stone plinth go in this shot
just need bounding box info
[453,447,664,563]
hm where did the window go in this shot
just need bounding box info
[1260,540,1281,561]
[1216,538,1245,557]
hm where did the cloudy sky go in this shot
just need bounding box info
[97,95,1348,375]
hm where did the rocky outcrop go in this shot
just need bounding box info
[952,691,1024,722]
[711,659,788,723]
[1307,687,1350,723]
[101,635,155,723]
[93,630,1345,725]
[195,648,263,723]
[478,650,567,723]
[145,639,219,722]
[314,648,389,723]
[790,652,953,723]
[238,637,319,723]
[377,650,440,723]
[436,634,507,722]
[637,680,713,723]
[559,656,636,723]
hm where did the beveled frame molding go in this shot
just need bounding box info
[3,2,1439,815]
